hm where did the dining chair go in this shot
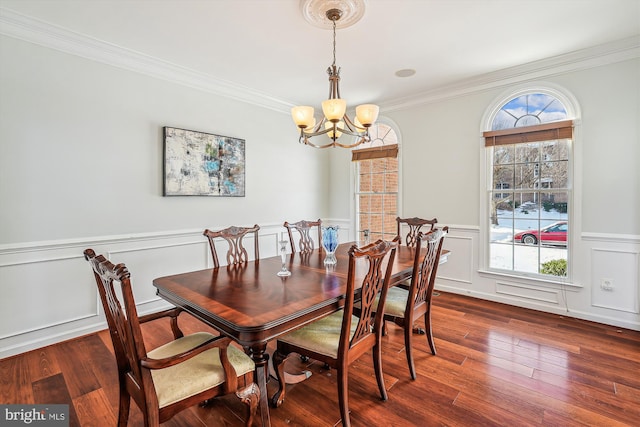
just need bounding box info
[270,238,399,427]
[84,249,259,427]
[283,219,322,254]
[203,224,260,268]
[375,227,448,380]
[396,216,438,247]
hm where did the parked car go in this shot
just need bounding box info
[514,221,567,245]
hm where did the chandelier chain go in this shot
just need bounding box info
[332,18,337,67]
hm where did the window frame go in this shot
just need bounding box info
[352,116,402,243]
[479,84,581,285]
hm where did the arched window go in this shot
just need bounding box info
[482,88,577,279]
[352,119,400,242]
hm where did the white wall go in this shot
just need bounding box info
[0,35,331,357]
[328,58,640,332]
[0,36,329,243]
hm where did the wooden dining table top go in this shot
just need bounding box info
[153,242,422,347]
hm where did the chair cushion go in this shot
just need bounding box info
[377,286,409,318]
[147,332,255,408]
[277,311,358,359]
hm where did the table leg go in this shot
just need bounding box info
[249,345,271,427]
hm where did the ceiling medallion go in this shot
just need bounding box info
[300,0,366,29]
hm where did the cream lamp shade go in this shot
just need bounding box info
[355,104,379,127]
[291,106,315,129]
[321,98,347,121]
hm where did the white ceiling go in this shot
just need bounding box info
[1,0,639,111]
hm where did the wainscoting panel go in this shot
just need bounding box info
[437,232,474,286]
[591,248,639,313]
[0,254,96,339]
[108,240,209,306]
[495,281,561,304]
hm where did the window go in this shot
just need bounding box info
[483,92,573,278]
[353,120,399,242]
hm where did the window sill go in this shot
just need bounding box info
[477,269,582,289]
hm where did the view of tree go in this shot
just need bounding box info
[490,140,569,225]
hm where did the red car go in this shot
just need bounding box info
[514,221,567,245]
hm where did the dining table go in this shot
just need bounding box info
[153,241,448,427]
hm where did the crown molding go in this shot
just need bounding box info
[1,7,638,115]
[0,7,295,114]
[381,36,640,112]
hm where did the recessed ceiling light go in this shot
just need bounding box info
[395,69,416,78]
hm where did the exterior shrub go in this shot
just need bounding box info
[541,259,567,276]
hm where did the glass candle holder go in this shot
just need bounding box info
[277,240,291,277]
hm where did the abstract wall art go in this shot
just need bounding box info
[163,127,245,196]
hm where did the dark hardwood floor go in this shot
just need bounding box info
[2,292,639,426]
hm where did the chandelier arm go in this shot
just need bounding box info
[333,126,369,139]
[302,135,368,149]
[299,124,370,148]
[334,135,369,148]
[342,115,367,132]
[301,135,344,149]
[300,126,335,139]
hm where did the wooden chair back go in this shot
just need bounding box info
[408,226,448,319]
[396,216,438,247]
[283,219,322,254]
[85,249,149,394]
[342,238,399,358]
[203,224,260,268]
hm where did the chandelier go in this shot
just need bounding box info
[291,8,379,149]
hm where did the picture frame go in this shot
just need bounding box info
[163,127,245,196]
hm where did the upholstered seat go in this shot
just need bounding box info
[275,311,358,359]
[148,332,255,408]
[379,287,412,318]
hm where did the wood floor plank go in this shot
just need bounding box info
[50,337,101,399]
[32,373,81,427]
[614,381,640,405]
[0,353,33,404]
[462,356,640,425]
[3,292,639,426]
[24,346,61,383]
[453,392,543,427]
[73,388,117,427]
